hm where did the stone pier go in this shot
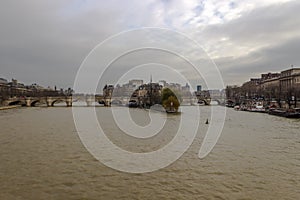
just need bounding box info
[86,96,94,107]
[66,97,72,107]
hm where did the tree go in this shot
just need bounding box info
[161,88,180,112]
[161,88,182,103]
[163,96,180,111]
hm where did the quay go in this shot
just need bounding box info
[0,105,21,110]
[228,100,300,118]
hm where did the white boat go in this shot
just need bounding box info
[234,105,240,110]
[247,101,266,112]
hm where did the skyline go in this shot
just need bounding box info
[1,0,300,89]
[1,64,298,92]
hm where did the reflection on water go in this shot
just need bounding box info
[0,106,299,199]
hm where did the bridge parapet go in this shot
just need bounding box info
[2,95,117,107]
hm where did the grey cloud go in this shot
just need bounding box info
[0,1,130,88]
[198,1,300,85]
[216,37,300,85]
[0,0,299,89]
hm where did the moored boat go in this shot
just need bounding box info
[246,101,266,113]
[268,108,286,117]
[285,108,300,118]
[268,108,300,118]
[234,105,240,110]
[247,106,266,113]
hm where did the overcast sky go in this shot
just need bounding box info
[0,0,299,91]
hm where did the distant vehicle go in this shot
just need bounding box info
[225,103,235,108]
[128,100,138,108]
[225,100,235,107]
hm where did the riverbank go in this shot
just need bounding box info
[0,105,21,110]
[233,105,300,119]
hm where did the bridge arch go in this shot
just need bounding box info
[198,99,210,105]
[98,100,105,104]
[30,100,40,107]
[211,99,221,105]
[111,99,122,105]
[8,100,22,106]
[51,100,67,106]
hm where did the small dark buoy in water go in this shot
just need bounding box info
[205,119,209,124]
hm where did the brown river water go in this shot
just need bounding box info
[0,106,299,200]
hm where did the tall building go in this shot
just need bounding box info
[226,66,300,107]
[261,72,280,80]
[197,85,202,92]
[129,79,143,87]
[135,83,163,107]
[103,84,114,98]
[0,78,8,85]
[280,68,300,97]
[158,80,167,87]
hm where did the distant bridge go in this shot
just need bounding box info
[196,96,226,105]
[2,94,224,107]
[182,96,225,106]
[2,95,140,107]
[179,96,224,106]
[2,95,103,107]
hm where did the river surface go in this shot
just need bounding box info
[0,106,299,200]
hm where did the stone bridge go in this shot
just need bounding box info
[3,95,106,107]
[2,95,137,107]
[210,98,226,105]
[197,96,226,105]
[2,95,224,107]
[181,96,212,105]
[3,96,74,107]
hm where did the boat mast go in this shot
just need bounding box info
[150,74,152,106]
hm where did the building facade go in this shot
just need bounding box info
[226,67,300,108]
[280,68,300,96]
